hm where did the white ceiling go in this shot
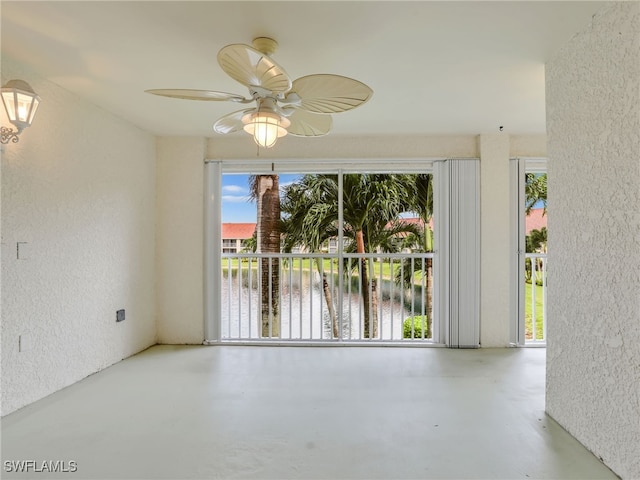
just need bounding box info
[1,1,606,138]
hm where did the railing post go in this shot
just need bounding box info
[542,256,547,342]
[337,171,344,340]
[524,252,547,345]
[220,252,442,344]
[532,256,537,341]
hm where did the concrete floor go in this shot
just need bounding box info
[1,345,618,480]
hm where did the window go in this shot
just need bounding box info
[206,162,442,344]
[222,239,237,254]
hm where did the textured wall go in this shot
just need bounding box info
[156,137,207,344]
[509,134,547,158]
[207,134,480,160]
[546,2,640,478]
[1,59,157,416]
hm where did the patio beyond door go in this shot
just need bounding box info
[511,158,548,346]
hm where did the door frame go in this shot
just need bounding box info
[204,158,446,344]
[510,157,547,346]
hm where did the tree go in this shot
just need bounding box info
[525,173,547,285]
[281,174,417,338]
[526,227,547,253]
[241,230,257,253]
[393,174,434,337]
[249,175,281,337]
[525,173,547,215]
[281,176,340,337]
[343,174,419,338]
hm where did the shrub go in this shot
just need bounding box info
[403,315,431,339]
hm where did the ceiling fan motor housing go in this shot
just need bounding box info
[252,37,279,55]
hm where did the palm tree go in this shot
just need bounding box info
[281,176,340,337]
[241,230,257,253]
[249,175,281,337]
[525,173,547,215]
[344,174,420,338]
[524,173,547,287]
[526,227,547,254]
[394,174,434,337]
[281,174,416,338]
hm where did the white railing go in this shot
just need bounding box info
[525,253,547,344]
[221,252,435,343]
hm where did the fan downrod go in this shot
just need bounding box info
[252,37,278,55]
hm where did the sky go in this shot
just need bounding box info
[223,173,546,224]
[222,174,300,223]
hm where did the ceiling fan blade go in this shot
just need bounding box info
[145,89,250,103]
[285,109,332,137]
[217,44,292,93]
[287,74,373,114]
[213,108,255,135]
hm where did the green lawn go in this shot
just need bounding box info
[525,282,545,341]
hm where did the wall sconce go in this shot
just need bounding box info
[1,79,40,144]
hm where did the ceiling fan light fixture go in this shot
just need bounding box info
[147,38,372,147]
[242,110,290,148]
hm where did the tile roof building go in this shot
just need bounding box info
[222,223,256,253]
[525,208,547,234]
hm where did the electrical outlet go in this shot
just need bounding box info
[116,309,125,322]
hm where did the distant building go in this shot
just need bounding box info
[221,213,544,254]
[222,223,256,253]
[525,208,547,234]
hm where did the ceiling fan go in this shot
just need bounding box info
[146,37,373,148]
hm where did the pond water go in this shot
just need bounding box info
[220,269,431,341]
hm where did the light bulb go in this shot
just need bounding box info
[242,110,290,148]
[18,105,27,122]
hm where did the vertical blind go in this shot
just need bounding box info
[434,159,480,348]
